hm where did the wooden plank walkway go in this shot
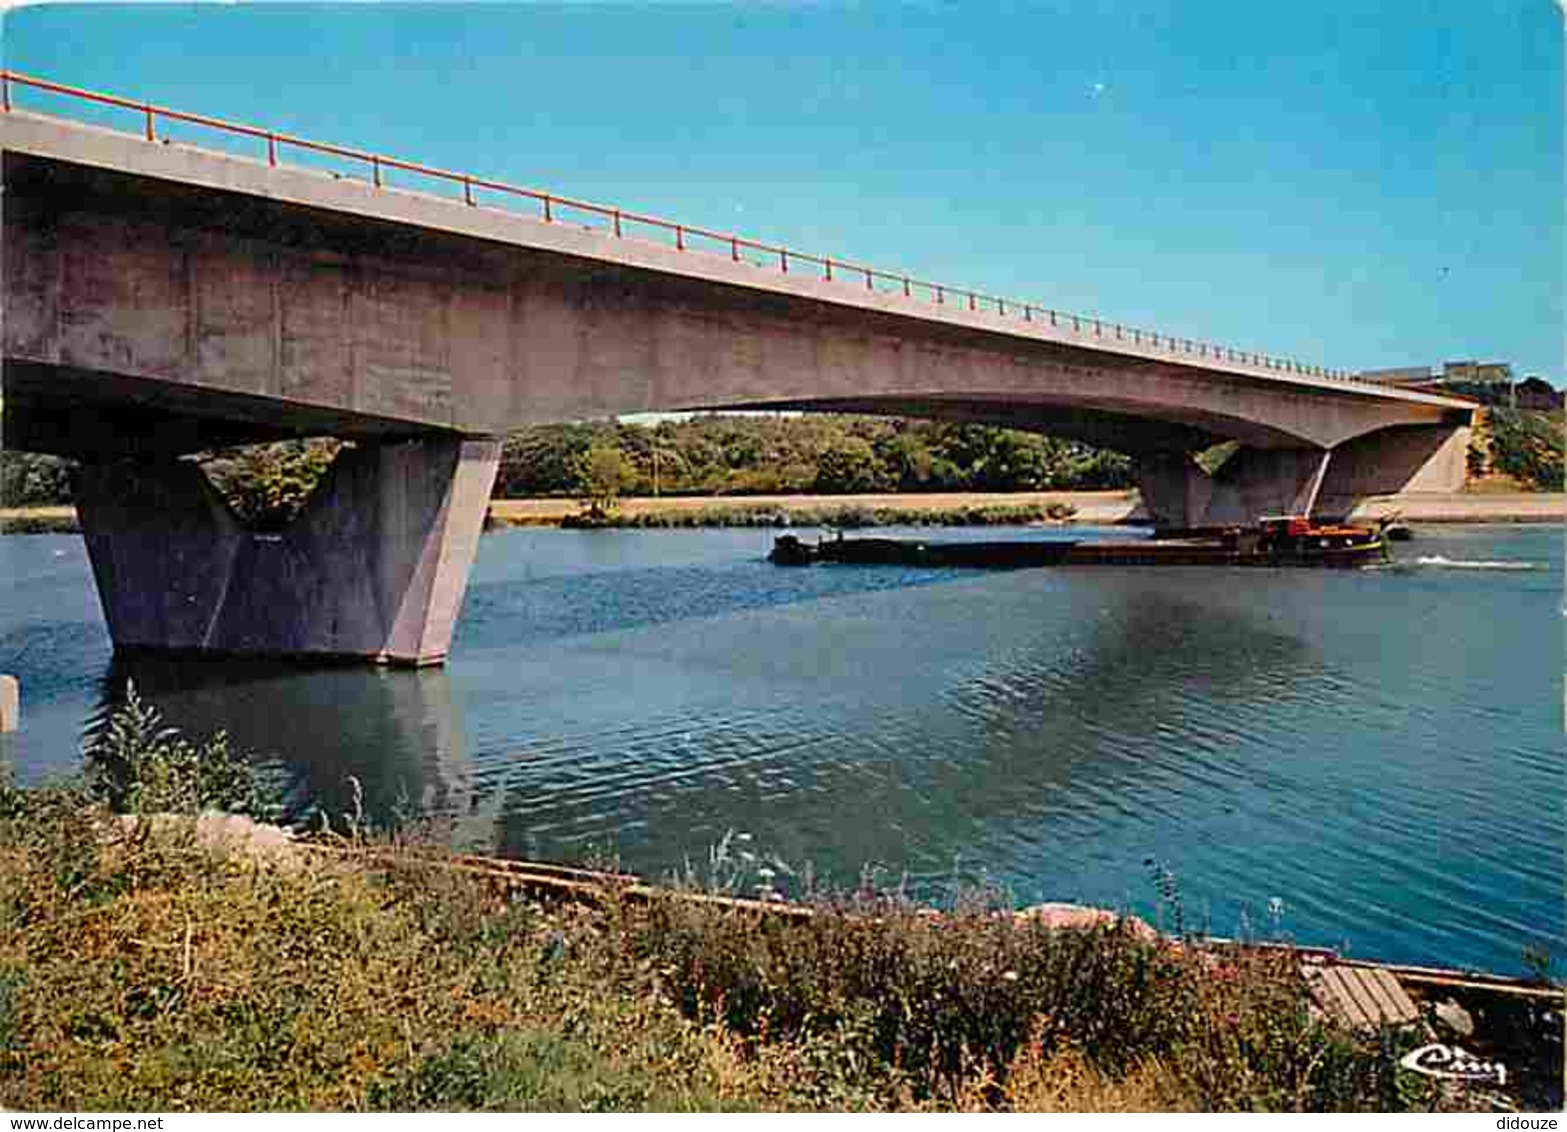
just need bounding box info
[1303,960,1422,1030]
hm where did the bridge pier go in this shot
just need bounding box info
[1314,422,1472,520]
[1136,447,1333,529]
[1136,422,1472,528]
[74,436,499,666]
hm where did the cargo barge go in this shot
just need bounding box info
[769,515,1390,569]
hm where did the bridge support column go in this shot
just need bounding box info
[1135,447,1332,529]
[1314,423,1471,519]
[1137,421,1473,528]
[74,436,500,666]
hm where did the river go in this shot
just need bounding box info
[1,522,1560,974]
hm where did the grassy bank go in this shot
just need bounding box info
[1,696,1550,1113]
[4,489,1563,536]
[561,501,1081,530]
[0,801,1456,1112]
[0,506,77,535]
[487,490,1135,529]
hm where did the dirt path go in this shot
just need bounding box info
[2,491,1558,534]
[487,490,1142,526]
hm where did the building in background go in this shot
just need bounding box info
[1354,361,1562,409]
[1358,360,1513,388]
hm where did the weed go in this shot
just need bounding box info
[0,695,1502,1112]
[82,682,277,819]
[1145,857,1186,938]
[1520,942,1562,986]
[568,501,1069,530]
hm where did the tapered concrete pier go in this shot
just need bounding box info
[1133,421,1472,528]
[73,437,499,665]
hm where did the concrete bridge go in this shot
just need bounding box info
[0,74,1474,664]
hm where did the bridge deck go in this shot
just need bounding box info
[0,70,1470,419]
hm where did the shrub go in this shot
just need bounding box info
[82,682,276,818]
[609,893,1433,1111]
[0,694,1492,1113]
[0,451,73,507]
[200,440,343,531]
[1484,407,1564,490]
[574,444,635,520]
[813,437,893,494]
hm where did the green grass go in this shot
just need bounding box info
[0,806,1459,1111]
[556,501,1078,530]
[0,695,1494,1112]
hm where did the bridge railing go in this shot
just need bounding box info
[0,69,1364,384]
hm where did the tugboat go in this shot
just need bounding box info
[769,516,1389,569]
[1246,515,1391,567]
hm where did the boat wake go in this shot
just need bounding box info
[1410,555,1546,571]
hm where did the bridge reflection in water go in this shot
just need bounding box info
[93,656,497,846]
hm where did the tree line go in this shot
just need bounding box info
[0,415,1132,527]
[6,404,1562,521]
[493,415,1134,499]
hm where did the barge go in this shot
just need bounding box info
[769,515,1390,569]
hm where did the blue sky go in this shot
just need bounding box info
[4,1,1562,380]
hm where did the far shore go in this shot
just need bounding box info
[0,490,1560,535]
[492,490,1141,527]
[490,489,1565,528]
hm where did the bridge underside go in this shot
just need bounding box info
[5,355,1470,669]
[714,393,1472,527]
[1,123,1473,663]
[1,330,1472,669]
[6,358,1470,536]
[2,360,425,458]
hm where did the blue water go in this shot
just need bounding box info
[1,522,1561,974]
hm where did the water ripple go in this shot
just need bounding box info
[1,525,1560,974]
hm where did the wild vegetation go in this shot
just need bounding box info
[495,416,1134,499]
[199,439,347,531]
[0,450,73,509]
[570,443,638,523]
[0,693,1519,1112]
[0,506,76,534]
[3,401,1560,530]
[1472,407,1564,491]
[548,500,1079,530]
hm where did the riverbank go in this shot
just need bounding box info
[2,636,1560,1111]
[1345,492,1564,524]
[3,491,1557,535]
[1,793,1545,1112]
[489,490,1135,528]
[0,505,76,534]
[498,489,1563,529]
